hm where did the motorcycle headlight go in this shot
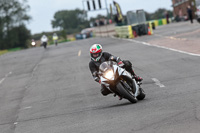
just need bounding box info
[31,42,36,46]
[104,70,114,80]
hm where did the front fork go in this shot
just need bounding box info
[132,79,140,97]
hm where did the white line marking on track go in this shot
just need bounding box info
[33,63,39,72]
[5,71,12,77]
[154,34,187,41]
[24,106,32,110]
[0,71,12,85]
[78,50,81,56]
[0,78,5,84]
[125,39,200,57]
[152,78,165,88]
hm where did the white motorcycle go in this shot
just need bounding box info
[98,61,145,103]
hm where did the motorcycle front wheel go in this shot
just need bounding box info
[116,82,137,103]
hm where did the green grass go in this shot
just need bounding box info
[8,47,22,52]
[0,47,22,56]
[49,39,70,45]
[0,50,8,55]
[58,39,70,43]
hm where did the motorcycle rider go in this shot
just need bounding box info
[41,34,48,47]
[89,44,143,97]
[52,33,58,45]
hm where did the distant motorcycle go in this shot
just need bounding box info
[98,61,145,103]
[31,40,36,47]
[41,35,48,49]
[53,33,58,46]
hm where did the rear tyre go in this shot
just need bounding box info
[137,88,145,100]
[116,82,137,103]
[43,42,47,48]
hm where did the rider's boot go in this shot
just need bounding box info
[132,75,143,82]
[114,93,122,100]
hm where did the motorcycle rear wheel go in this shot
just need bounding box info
[137,88,145,100]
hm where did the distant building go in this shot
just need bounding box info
[172,0,196,20]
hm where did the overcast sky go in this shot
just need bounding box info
[27,0,173,34]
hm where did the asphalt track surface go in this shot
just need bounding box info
[1,23,200,133]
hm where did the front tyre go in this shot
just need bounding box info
[116,82,137,103]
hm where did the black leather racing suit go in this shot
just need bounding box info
[89,52,137,96]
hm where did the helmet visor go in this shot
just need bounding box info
[91,52,102,61]
[92,53,100,58]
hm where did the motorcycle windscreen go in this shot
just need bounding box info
[99,61,113,72]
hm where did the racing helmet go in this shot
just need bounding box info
[90,44,103,61]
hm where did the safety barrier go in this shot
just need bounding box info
[115,22,154,39]
[148,22,153,35]
[93,24,116,37]
[162,19,167,25]
[148,18,172,29]
[154,20,159,27]
[115,25,134,39]
[148,21,156,30]
[92,18,171,39]
[115,18,174,39]
[158,19,163,25]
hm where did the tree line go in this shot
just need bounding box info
[145,8,173,21]
[49,8,173,35]
[0,0,31,50]
[0,0,173,50]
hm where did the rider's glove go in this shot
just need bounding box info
[93,71,98,77]
[118,61,125,68]
[93,71,101,83]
